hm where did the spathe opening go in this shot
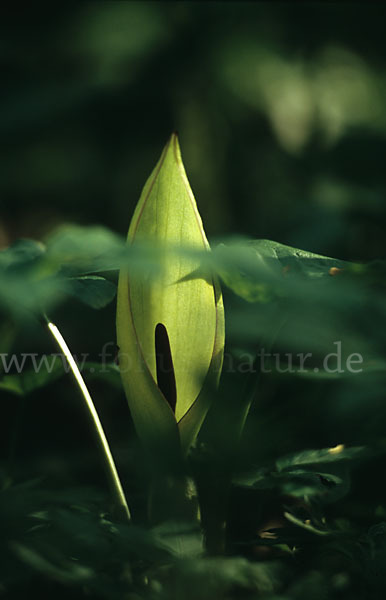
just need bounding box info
[155,323,176,414]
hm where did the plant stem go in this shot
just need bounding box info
[45,318,131,522]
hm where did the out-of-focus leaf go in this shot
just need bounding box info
[65,276,116,309]
[0,229,163,316]
[0,359,64,395]
[276,446,368,472]
[284,512,330,536]
[0,239,60,315]
[248,239,348,279]
[267,359,386,380]
[254,469,343,496]
[209,239,349,303]
[0,239,46,270]
[234,465,349,502]
[44,224,165,276]
[0,360,121,396]
[155,556,283,600]
[210,242,280,303]
[152,520,204,558]
[11,542,93,584]
[44,225,126,273]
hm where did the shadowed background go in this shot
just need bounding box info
[1,2,386,260]
[1,1,386,557]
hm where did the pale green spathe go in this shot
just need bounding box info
[117,133,224,456]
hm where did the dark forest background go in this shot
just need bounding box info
[1,4,386,597]
[2,2,386,257]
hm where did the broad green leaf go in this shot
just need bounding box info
[211,242,279,303]
[117,134,224,457]
[248,239,348,279]
[211,239,349,303]
[0,235,118,315]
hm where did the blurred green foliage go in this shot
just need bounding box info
[1,2,386,259]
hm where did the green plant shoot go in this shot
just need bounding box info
[116,133,224,460]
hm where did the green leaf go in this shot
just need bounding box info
[0,235,119,315]
[0,240,61,315]
[44,224,125,273]
[11,543,93,585]
[234,464,349,503]
[210,242,280,303]
[276,445,368,472]
[211,238,349,303]
[284,512,330,536]
[267,359,386,380]
[0,239,45,270]
[0,359,65,395]
[0,360,121,397]
[159,557,281,598]
[0,231,138,316]
[116,134,224,458]
[248,239,348,279]
[65,276,116,309]
[44,224,164,275]
[151,520,204,558]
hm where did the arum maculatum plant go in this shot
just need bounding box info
[116,133,225,521]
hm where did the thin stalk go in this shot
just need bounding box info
[45,318,131,522]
